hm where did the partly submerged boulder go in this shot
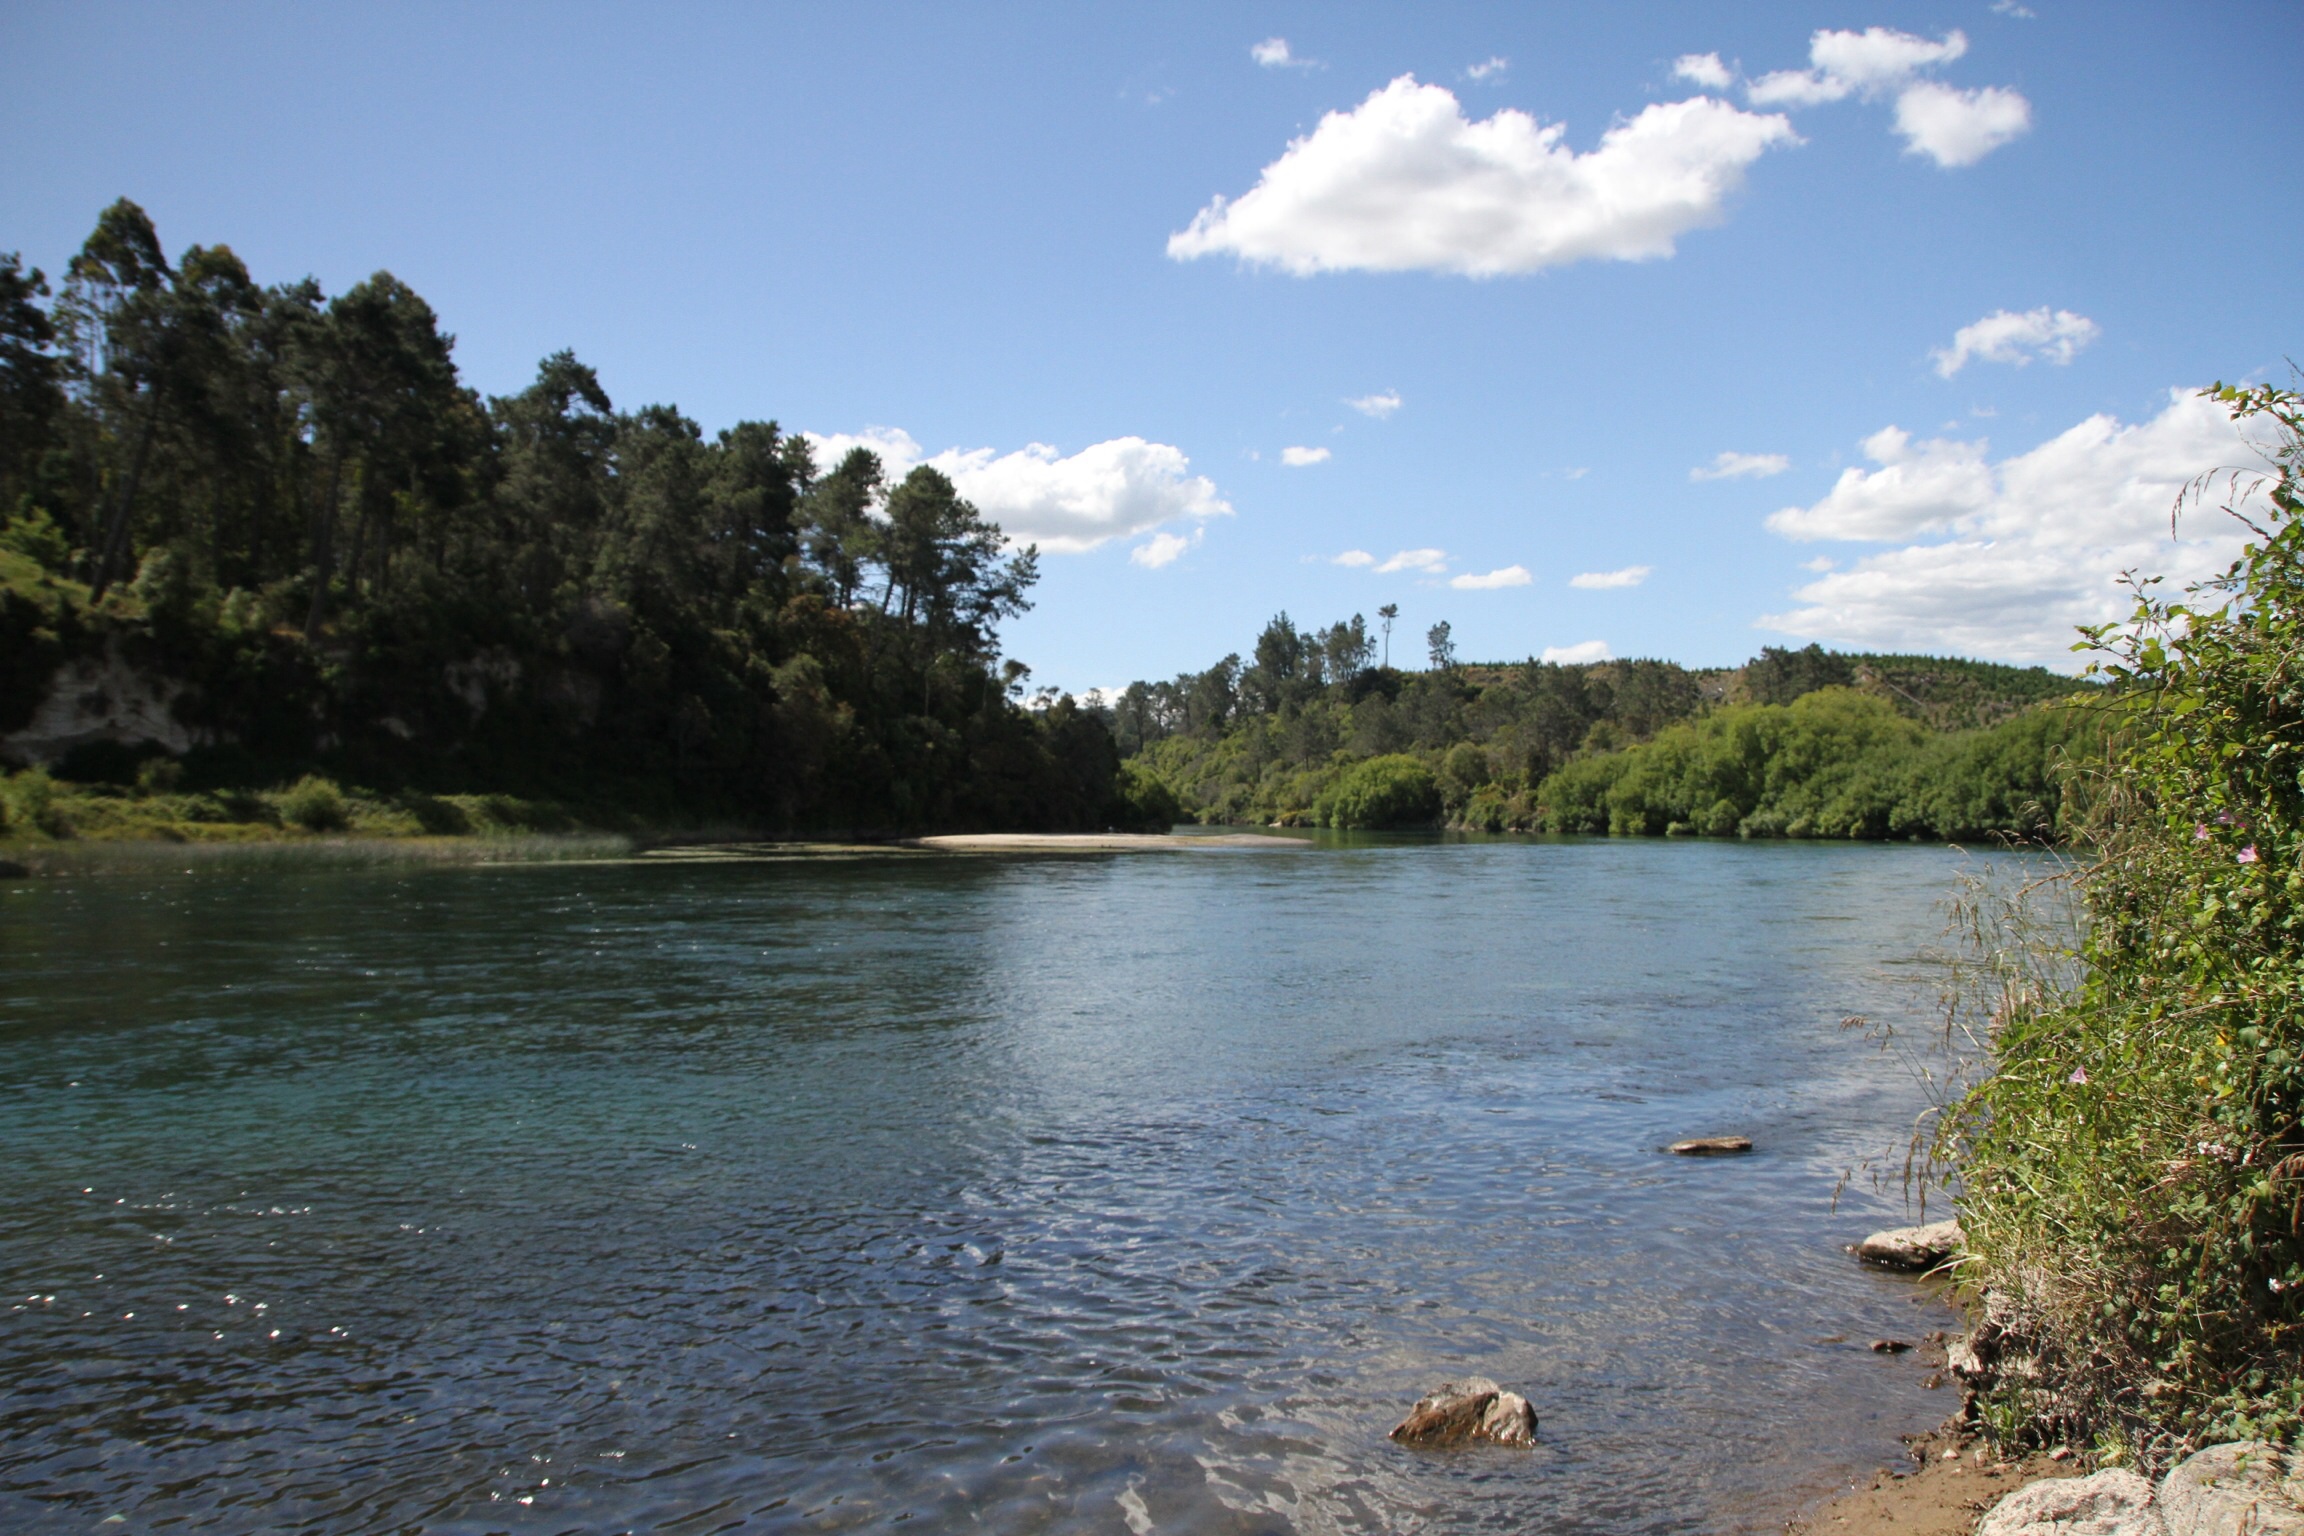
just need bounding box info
[1977,1468,2162,1536]
[1667,1136,1753,1156]
[2158,1442,2304,1536]
[1852,1219,1963,1270]
[1388,1377,1537,1448]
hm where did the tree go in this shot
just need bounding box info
[799,445,883,608]
[1426,620,1455,671]
[58,199,176,598]
[1319,613,1373,689]
[877,465,1038,704]
[1378,603,1398,667]
[0,253,63,517]
[295,271,471,633]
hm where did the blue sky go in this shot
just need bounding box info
[4,2,2297,690]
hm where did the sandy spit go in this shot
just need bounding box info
[908,832,1303,852]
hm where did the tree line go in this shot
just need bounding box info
[1113,614,2103,840]
[0,200,1155,832]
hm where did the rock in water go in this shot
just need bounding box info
[1667,1136,1752,1156]
[1852,1219,1962,1270]
[1389,1378,1538,1448]
[1976,1469,2163,1535]
[2158,1442,2304,1536]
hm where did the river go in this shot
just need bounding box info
[0,835,1981,1533]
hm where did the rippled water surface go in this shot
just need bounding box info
[0,836,1976,1533]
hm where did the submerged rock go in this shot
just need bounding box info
[1388,1377,1537,1448]
[2158,1442,2304,1536]
[1852,1219,1962,1270]
[1667,1136,1752,1156]
[1977,1468,2162,1535]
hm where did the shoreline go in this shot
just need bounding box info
[1787,1424,2081,1535]
[0,828,1313,875]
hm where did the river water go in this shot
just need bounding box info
[0,835,1978,1534]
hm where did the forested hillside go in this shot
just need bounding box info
[0,201,1148,835]
[1117,617,2105,840]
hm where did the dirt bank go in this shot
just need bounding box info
[1788,1426,2082,1535]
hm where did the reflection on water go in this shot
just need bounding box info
[0,837,1969,1533]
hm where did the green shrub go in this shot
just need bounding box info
[1317,754,1440,828]
[0,506,72,572]
[134,756,184,796]
[1112,760,1182,832]
[279,774,350,832]
[1945,383,2304,1460]
[6,767,72,838]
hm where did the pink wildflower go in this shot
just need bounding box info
[2068,1067,2089,1085]
[2195,823,2212,841]
[2239,845,2260,864]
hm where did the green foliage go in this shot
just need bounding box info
[1946,383,2304,1460]
[1113,760,1183,832]
[1121,613,2099,839]
[1,506,71,571]
[0,202,1132,834]
[279,774,349,832]
[5,768,71,837]
[1536,687,2103,840]
[1316,754,1440,829]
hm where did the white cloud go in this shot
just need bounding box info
[801,428,1232,554]
[1691,449,1791,481]
[1452,564,1533,590]
[1745,70,1853,108]
[1346,389,1403,419]
[1893,81,2031,166]
[1750,26,1968,105]
[1673,53,1734,91]
[1813,26,1968,88]
[1561,466,1591,480]
[1991,1,2036,18]
[1766,426,1996,541]
[1166,75,1796,277]
[1932,307,2100,377]
[1571,565,1652,589]
[1759,390,2273,662]
[1250,37,1298,69]
[1280,444,1332,466]
[1375,548,1449,575]
[1465,56,1509,82]
[1744,27,2028,166]
[1130,529,1200,569]
[1542,639,1614,664]
[1331,549,1377,567]
[803,425,926,477]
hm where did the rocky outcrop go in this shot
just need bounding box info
[1668,1136,1752,1156]
[0,640,201,765]
[1388,1378,1537,1448]
[1852,1219,1962,1270]
[1977,1468,2162,1535]
[1975,1444,2304,1536]
[2157,1443,2304,1536]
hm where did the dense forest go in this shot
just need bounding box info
[0,200,1147,834]
[0,200,2106,846]
[1117,625,2104,841]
